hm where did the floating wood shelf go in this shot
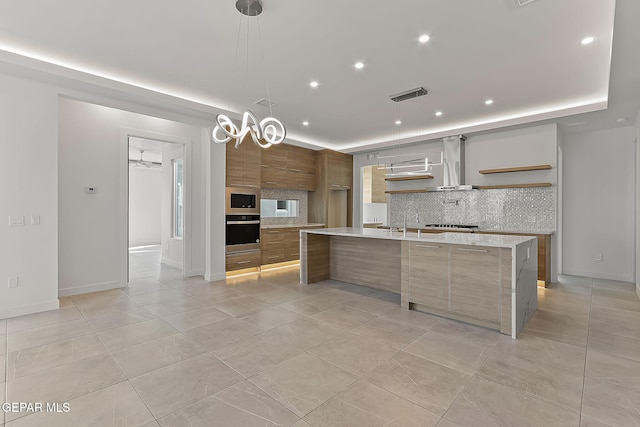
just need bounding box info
[385,189,434,194]
[478,183,552,190]
[385,182,552,193]
[479,164,552,174]
[385,176,434,182]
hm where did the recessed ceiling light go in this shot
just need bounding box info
[616,117,628,124]
[581,36,595,45]
[485,99,494,105]
[309,81,319,88]
[395,120,402,125]
[302,121,310,126]
[418,34,430,43]
[354,62,364,69]
[435,111,443,117]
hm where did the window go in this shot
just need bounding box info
[172,159,184,238]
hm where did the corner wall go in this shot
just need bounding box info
[58,97,209,296]
[0,74,60,318]
[563,126,636,282]
[636,110,640,296]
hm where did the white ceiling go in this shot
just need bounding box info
[0,0,637,152]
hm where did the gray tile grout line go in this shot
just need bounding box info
[578,277,598,427]
[4,274,635,426]
[74,288,163,424]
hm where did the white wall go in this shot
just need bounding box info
[0,66,228,318]
[0,74,60,319]
[352,124,559,227]
[204,128,227,281]
[161,144,184,268]
[129,166,162,246]
[636,110,640,296]
[563,126,636,282]
[58,97,210,296]
[363,203,387,225]
[465,124,558,186]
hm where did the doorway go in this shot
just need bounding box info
[128,136,185,283]
[361,165,388,227]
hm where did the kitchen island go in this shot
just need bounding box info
[300,227,538,338]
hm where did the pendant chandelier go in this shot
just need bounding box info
[211,0,286,149]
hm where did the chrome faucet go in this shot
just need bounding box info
[403,202,420,237]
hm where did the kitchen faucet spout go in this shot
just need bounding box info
[403,202,420,237]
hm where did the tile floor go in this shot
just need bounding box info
[1,246,639,426]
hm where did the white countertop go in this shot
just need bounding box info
[262,223,325,229]
[303,227,536,248]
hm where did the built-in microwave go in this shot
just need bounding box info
[226,187,260,215]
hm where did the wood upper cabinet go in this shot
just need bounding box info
[225,134,261,188]
[260,143,288,188]
[261,144,317,190]
[321,150,352,189]
[309,149,353,227]
[286,145,317,191]
[363,166,386,203]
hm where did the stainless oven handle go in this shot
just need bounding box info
[226,220,261,225]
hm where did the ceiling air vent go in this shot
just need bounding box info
[253,98,277,108]
[513,0,537,7]
[389,87,428,103]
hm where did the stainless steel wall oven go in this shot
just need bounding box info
[226,215,260,253]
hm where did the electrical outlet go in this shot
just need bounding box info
[8,277,19,288]
[595,253,603,261]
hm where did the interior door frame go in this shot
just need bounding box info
[119,127,191,283]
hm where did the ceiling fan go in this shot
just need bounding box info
[128,150,162,169]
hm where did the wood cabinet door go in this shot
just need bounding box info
[226,251,261,271]
[408,242,449,310]
[261,229,285,264]
[225,134,261,188]
[284,228,301,260]
[287,170,316,191]
[449,245,501,324]
[326,152,352,189]
[261,144,287,188]
[226,142,246,187]
[242,140,261,188]
[261,165,287,188]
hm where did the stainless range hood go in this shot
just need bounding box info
[436,135,477,191]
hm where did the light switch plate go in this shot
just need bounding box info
[8,277,19,288]
[31,215,41,225]
[8,216,25,227]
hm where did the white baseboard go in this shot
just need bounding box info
[58,280,126,297]
[161,257,183,270]
[129,241,161,248]
[0,299,60,320]
[205,272,226,281]
[564,269,633,283]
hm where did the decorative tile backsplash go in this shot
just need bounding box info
[260,189,308,226]
[389,187,556,233]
